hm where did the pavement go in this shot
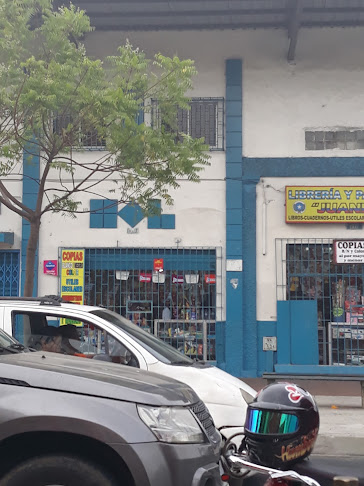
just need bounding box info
[244,379,364,457]
[314,395,364,457]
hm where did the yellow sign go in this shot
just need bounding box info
[61,248,85,305]
[60,249,85,326]
[286,186,364,224]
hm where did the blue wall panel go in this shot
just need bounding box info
[161,214,175,229]
[290,300,319,365]
[226,224,242,240]
[226,163,243,179]
[85,248,216,271]
[226,209,243,227]
[226,180,243,208]
[277,301,319,366]
[215,321,226,365]
[224,59,244,376]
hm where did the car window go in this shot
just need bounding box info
[12,312,139,367]
[90,309,194,365]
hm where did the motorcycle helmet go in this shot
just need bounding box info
[244,382,319,469]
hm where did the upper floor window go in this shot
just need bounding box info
[305,129,364,151]
[53,114,106,150]
[151,97,224,151]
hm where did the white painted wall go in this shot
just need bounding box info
[85,27,364,158]
[37,150,226,297]
[256,177,364,322]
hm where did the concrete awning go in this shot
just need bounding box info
[68,0,364,60]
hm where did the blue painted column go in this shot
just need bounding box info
[21,141,40,296]
[225,59,245,376]
[225,60,260,377]
[241,176,259,375]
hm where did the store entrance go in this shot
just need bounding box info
[276,239,364,366]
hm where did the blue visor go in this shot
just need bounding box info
[245,409,299,435]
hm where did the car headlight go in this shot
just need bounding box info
[137,405,205,443]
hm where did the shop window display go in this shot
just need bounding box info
[83,249,218,361]
[284,242,364,366]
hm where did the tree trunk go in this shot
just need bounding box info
[23,218,41,297]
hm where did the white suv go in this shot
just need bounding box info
[0,296,256,442]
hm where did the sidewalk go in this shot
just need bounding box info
[314,395,364,456]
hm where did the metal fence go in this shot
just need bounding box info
[84,247,222,361]
[276,238,364,366]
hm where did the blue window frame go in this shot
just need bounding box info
[90,199,117,228]
[147,200,175,230]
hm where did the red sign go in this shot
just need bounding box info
[204,274,216,284]
[172,274,184,284]
[153,258,164,272]
[139,273,152,282]
[43,260,58,276]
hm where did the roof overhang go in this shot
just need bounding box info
[68,0,364,61]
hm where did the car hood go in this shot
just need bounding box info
[0,352,200,407]
[150,361,257,407]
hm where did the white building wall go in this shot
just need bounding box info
[3,26,364,304]
[37,151,226,297]
[86,27,364,157]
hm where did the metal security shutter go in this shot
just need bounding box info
[0,251,20,296]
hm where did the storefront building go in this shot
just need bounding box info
[2,2,364,377]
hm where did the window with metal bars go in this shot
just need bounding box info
[83,247,220,360]
[276,239,364,366]
[53,114,106,150]
[151,98,224,151]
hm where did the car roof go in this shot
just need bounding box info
[0,297,99,313]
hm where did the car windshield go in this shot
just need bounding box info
[90,309,194,365]
[0,328,24,350]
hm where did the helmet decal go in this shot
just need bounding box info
[285,384,310,403]
[275,428,318,463]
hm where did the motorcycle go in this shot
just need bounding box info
[223,451,321,486]
[221,440,360,486]
[219,381,361,486]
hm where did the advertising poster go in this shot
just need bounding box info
[60,249,85,326]
[61,249,85,305]
[153,258,164,272]
[333,240,364,264]
[286,186,364,223]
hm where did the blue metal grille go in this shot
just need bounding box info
[84,247,220,360]
[276,239,364,366]
[0,251,20,296]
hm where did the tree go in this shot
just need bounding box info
[0,0,209,296]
